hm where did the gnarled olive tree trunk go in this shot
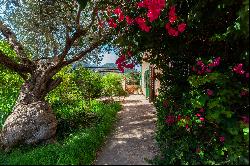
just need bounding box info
[0,60,62,150]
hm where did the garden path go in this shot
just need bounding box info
[94,95,158,165]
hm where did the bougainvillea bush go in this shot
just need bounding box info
[98,0,249,164]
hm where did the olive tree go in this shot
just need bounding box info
[0,0,115,149]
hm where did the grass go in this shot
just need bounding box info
[0,101,122,165]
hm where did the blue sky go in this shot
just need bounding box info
[100,51,141,72]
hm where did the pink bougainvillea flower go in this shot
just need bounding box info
[114,7,124,22]
[107,18,117,28]
[233,63,245,75]
[241,116,249,124]
[213,57,221,66]
[206,68,212,73]
[240,90,249,97]
[208,57,221,67]
[185,124,189,129]
[118,14,125,22]
[178,23,186,32]
[168,5,177,23]
[167,26,179,36]
[197,60,205,66]
[165,22,171,30]
[199,117,205,121]
[147,9,161,22]
[177,114,181,121]
[117,63,125,73]
[114,7,122,15]
[146,0,166,22]
[137,1,145,8]
[116,54,126,64]
[127,50,132,57]
[126,16,134,25]
[135,17,151,32]
[207,89,213,96]
[246,72,249,78]
[199,108,205,112]
[124,63,134,69]
[165,115,176,126]
[219,136,225,142]
[196,113,201,117]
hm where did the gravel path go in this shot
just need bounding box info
[94,95,158,165]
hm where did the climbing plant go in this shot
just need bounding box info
[95,0,249,164]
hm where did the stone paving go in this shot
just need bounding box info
[94,95,158,165]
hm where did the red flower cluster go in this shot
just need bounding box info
[192,57,221,75]
[135,17,151,32]
[219,136,225,143]
[241,116,249,124]
[207,89,214,96]
[168,5,177,23]
[232,64,250,80]
[165,6,186,37]
[107,18,117,28]
[165,115,176,126]
[233,63,245,75]
[115,51,135,72]
[240,90,249,97]
[196,112,205,121]
[126,16,134,25]
[114,7,125,22]
[199,108,205,113]
[137,0,166,22]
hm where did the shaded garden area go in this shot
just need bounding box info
[0,0,249,165]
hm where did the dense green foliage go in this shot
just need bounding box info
[73,67,103,103]
[101,73,127,97]
[0,62,122,165]
[0,41,23,128]
[104,0,249,164]
[0,40,123,164]
[152,1,249,164]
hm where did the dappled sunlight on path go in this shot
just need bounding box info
[94,95,158,165]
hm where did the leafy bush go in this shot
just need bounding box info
[101,73,127,97]
[0,41,23,128]
[73,67,103,102]
[46,66,81,105]
[132,0,249,165]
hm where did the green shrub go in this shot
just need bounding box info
[0,41,23,128]
[101,73,127,97]
[46,66,81,105]
[73,67,103,103]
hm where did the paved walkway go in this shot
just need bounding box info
[94,95,158,165]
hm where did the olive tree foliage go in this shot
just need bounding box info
[0,0,118,100]
[0,0,112,64]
